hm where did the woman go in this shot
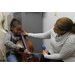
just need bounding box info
[24,17,75,62]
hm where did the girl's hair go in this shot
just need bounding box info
[56,17,75,34]
[10,18,22,31]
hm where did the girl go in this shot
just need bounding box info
[4,19,39,62]
[24,17,75,62]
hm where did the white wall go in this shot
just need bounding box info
[43,12,75,50]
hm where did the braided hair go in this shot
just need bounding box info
[10,18,22,31]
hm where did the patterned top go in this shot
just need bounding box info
[28,28,75,62]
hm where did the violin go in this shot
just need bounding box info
[16,33,39,62]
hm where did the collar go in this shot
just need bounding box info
[55,32,70,42]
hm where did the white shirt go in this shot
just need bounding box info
[28,28,75,62]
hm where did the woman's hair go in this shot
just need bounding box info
[10,18,22,31]
[56,17,75,34]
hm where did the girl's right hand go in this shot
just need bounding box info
[24,49,29,53]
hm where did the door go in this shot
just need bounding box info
[14,12,43,58]
[21,12,43,53]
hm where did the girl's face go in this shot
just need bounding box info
[11,25,22,35]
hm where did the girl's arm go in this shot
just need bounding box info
[4,33,25,52]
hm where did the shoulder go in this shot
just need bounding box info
[43,28,55,36]
[5,31,12,37]
[49,28,57,37]
[46,28,55,34]
[6,31,14,35]
[44,28,53,33]
[66,33,75,43]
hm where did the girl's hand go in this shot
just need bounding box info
[24,49,29,53]
[21,29,28,36]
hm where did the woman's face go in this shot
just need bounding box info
[53,23,66,36]
[11,25,22,35]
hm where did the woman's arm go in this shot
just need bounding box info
[44,37,75,60]
[28,29,53,39]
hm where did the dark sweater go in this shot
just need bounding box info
[4,31,25,57]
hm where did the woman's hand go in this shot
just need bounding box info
[42,50,49,56]
[21,29,28,36]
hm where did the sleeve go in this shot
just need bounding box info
[44,37,75,60]
[28,28,53,39]
[4,33,25,52]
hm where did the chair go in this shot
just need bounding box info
[0,12,8,61]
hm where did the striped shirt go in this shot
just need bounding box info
[28,28,75,62]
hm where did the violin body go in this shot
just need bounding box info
[16,39,39,62]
